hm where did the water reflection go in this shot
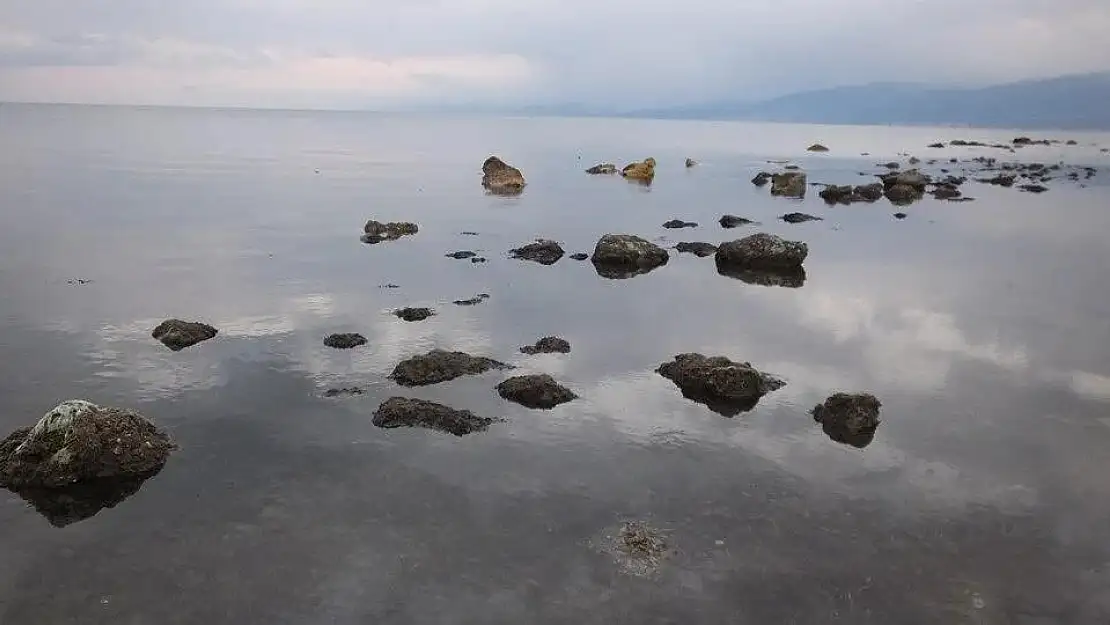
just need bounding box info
[715,263,807,288]
[7,470,164,528]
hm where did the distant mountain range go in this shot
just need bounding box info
[531,73,1110,130]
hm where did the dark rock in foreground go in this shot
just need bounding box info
[510,239,565,265]
[813,393,882,449]
[781,212,823,224]
[389,349,511,387]
[373,397,492,436]
[662,219,698,229]
[453,294,490,306]
[0,400,175,490]
[520,336,571,355]
[586,163,618,175]
[656,354,785,416]
[152,319,218,351]
[675,242,718,257]
[807,143,829,152]
[394,307,435,322]
[569,253,589,261]
[362,220,419,244]
[719,214,755,228]
[751,171,773,187]
[591,234,669,279]
[482,156,526,195]
[770,171,807,198]
[324,333,367,349]
[716,233,808,270]
[496,374,577,409]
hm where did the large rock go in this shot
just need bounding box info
[152,319,217,351]
[591,234,669,278]
[685,158,698,168]
[656,354,785,416]
[481,156,526,195]
[812,393,882,448]
[771,172,807,198]
[715,233,808,270]
[586,163,618,175]
[510,239,565,265]
[520,336,571,355]
[373,397,492,436]
[362,220,419,244]
[621,157,656,182]
[0,400,175,490]
[496,374,578,409]
[389,349,511,386]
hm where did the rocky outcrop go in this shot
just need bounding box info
[621,157,657,182]
[496,375,578,409]
[0,400,175,490]
[481,156,526,195]
[807,144,829,152]
[716,233,808,270]
[510,239,565,265]
[781,212,823,224]
[812,393,881,448]
[520,336,571,355]
[770,172,807,198]
[662,220,698,229]
[586,163,618,175]
[324,333,367,349]
[362,220,419,244]
[719,215,755,228]
[674,242,718,257]
[656,354,784,416]
[394,307,435,322]
[389,349,511,386]
[591,234,669,278]
[151,319,217,351]
[373,397,492,436]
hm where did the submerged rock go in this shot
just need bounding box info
[0,400,175,490]
[372,397,492,436]
[656,354,784,416]
[389,349,511,386]
[481,156,526,195]
[621,157,657,182]
[812,393,882,449]
[394,307,435,322]
[751,171,773,187]
[362,220,419,244]
[323,333,367,349]
[496,374,578,409]
[151,319,217,351]
[675,242,718,257]
[818,184,855,204]
[807,143,830,152]
[662,219,698,229]
[781,212,823,224]
[597,520,671,578]
[716,233,808,270]
[979,174,1016,187]
[510,239,565,265]
[591,234,669,278]
[520,336,571,355]
[586,163,618,175]
[719,214,755,228]
[770,171,807,198]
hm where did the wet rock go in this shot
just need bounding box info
[621,157,657,182]
[1020,184,1049,193]
[590,234,669,278]
[685,158,698,168]
[481,156,526,195]
[979,174,1016,187]
[880,169,931,190]
[389,349,511,387]
[885,184,923,205]
[751,171,773,187]
[894,212,907,219]
[675,242,718,257]
[0,400,175,490]
[930,184,963,200]
[818,184,855,204]
[770,171,807,198]
[445,251,477,260]
[323,333,367,349]
[394,307,435,322]
[372,397,492,436]
[927,142,945,148]
[510,239,565,265]
[719,214,755,228]
[586,163,618,175]
[520,336,571,355]
[362,220,419,244]
[807,143,830,152]
[152,319,217,351]
[781,212,823,224]
[1066,140,1078,146]
[950,139,986,147]
[324,387,364,397]
[662,219,698,229]
[656,354,784,416]
[496,374,577,409]
[453,294,490,306]
[66,278,92,285]
[784,164,801,171]
[812,393,882,449]
[569,253,589,261]
[716,233,808,270]
[854,183,885,202]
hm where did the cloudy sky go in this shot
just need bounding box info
[1,0,1109,110]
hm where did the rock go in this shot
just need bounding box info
[807,144,830,152]
[0,400,175,490]
[1066,140,1078,146]
[893,212,907,219]
[818,184,855,204]
[927,142,945,148]
[372,397,492,436]
[324,387,364,397]
[656,354,784,416]
[621,157,656,182]
[854,183,885,202]
[389,349,511,386]
[880,169,931,190]
[784,164,801,170]
[662,220,698,229]
[716,233,808,270]
[520,336,571,355]
[908,156,921,165]
[510,239,565,265]
[460,231,480,236]
[1013,137,1033,145]
[950,139,986,147]
[781,212,823,224]
[674,242,718,257]
[453,294,490,306]
[930,185,962,200]
[481,156,526,195]
[590,234,669,278]
[151,319,217,351]
[586,163,618,175]
[445,251,477,260]
[323,333,367,349]
[751,171,773,186]
[719,214,755,228]
[885,184,922,205]
[882,162,900,170]
[496,374,577,409]
[685,158,697,168]
[812,393,881,448]
[394,307,435,322]
[1020,184,1049,193]
[770,171,807,198]
[979,174,1016,187]
[470,257,487,264]
[362,220,419,244]
[569,253,589,261]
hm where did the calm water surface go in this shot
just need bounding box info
[2,104,1110,624]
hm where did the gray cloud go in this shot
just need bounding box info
[1,0,1109,108]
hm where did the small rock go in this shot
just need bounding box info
[685,158,697,167]
[323,333,367,349]
[152,319,218,351]
[930,185,962,200]
[719,214,755,228]
[812,393,882,449]
[908,156,921,165]
[882,162,900,170]
[927,142,945,148]
[716,233,808,270]
[496,374,577,409]
[979,174,1016,187]
[781,212,823,224]
[1019,184,1049,193]
[394,308,435,322]
[751,171,773,187]
[621,157,656,182]
[674,242,718,257]
[453,294,490,306]
[520,336,571,355]
[893,212,908,219]
[380,284,401,289]
[591,234,669,278]
[445,251,477,260]
[586,163,618,175]
[656,354,784,416]
[806,144,830,152]
[482,156,526,195]
[373,397,492,436]
[662,219,698,229]
[389,350,511,387]
[569,253,589,261]
[362,220,419,244]
[510,239,565,265]
[460,231,480,236]
[784,164,800,171]
[1066,140,1078,146]
[324,387,364,397]
[770,172,807,198]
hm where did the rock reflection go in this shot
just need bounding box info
[817,421,878,448]
[715,262,807,288]
[592,263,666,280]
[7,470,163,527]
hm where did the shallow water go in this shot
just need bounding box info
[2,104,1110,624]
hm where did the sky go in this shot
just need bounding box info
[1,0,1109,110]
